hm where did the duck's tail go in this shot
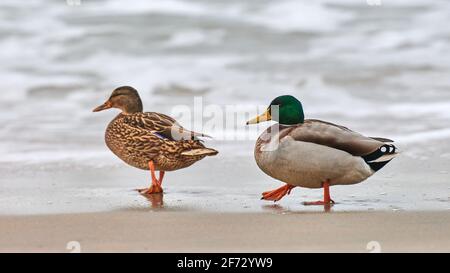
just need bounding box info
[362,143,399,172]
[181,148,218,157]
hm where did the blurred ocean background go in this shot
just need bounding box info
[0,0,449,214]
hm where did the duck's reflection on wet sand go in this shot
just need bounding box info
[140,192,164,208]
[262,203,334,213]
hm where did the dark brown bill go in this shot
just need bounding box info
[92,101,112,112]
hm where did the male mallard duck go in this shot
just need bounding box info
[93,86,218,195]
[246,95,398,205]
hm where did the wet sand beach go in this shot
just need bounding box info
[1,211,450,252]
[0,149,449,252]
[0,147,448,215]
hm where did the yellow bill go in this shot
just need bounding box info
[246,109,272,125]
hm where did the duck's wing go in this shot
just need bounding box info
[123,112,210,141]
[370,137,394,143]
[288,119,388,157]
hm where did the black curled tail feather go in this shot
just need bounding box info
[362,144,396,162]
[362,144,398,172]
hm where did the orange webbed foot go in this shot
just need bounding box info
[303,199,335,206]
[137,184,163,195]
[303,180,334,206]
[261,184,296,202]
[137,161,164,195]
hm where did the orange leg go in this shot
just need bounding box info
[158,171,165,186]
[303,180,335,206]
[261,184,296,202]
[137,161,163,195]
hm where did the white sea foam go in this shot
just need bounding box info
[0,0,450,164]
[394,128,450,145]
[166,29,225,47]
[85,0,208,15]
[246,1,353,32]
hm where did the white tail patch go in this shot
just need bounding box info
[181,148,218,156]
[368,152,398,163]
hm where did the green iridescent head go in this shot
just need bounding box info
[246,95,305,125]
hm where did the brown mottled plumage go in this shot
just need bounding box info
[105,112,215,171]
[93,86,218,194]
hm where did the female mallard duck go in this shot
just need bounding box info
[93,86,218,195]
[246,95,398,205]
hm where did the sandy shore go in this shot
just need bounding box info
[1,211,449,252]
